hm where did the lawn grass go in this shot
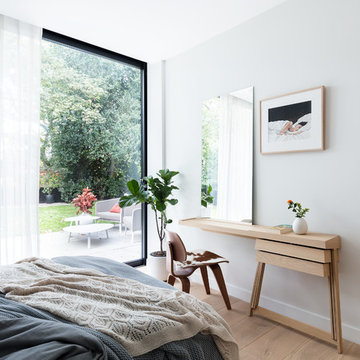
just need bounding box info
[39,204,78,234]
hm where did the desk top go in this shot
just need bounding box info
[179,217,341,249]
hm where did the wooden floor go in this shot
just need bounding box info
[174,281,360,360]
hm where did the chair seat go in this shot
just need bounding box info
[175,249,229,269]
[97,211,120,222]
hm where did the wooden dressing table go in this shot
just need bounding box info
[179,217,342,353]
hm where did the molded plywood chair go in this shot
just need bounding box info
[166,230,231,310]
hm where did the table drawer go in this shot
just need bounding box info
[256,251,330,277]
[256,239,331,263]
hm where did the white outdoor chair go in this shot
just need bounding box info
[121,204,142,242]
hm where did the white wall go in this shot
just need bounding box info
[159,0,360,343]
[147,61,166,253]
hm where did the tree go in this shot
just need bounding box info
[40,41,142,202]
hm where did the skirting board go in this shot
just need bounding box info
[190,273,360,345]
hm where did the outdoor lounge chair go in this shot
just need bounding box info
[95,198,121,224]
[95,199,141,241]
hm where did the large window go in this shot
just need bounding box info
[39,30,147,266]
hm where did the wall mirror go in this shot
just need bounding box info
[201,87,253,223]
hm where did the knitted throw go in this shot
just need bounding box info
[0,258,239,359]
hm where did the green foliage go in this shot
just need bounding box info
[119,169,179,253]
[201,98,219,194]
[40,41,141,202]
[201,184,214,208]
[287,200,310,218]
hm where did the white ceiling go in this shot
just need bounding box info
[0,0,287,62]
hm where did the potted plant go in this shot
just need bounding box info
[201,184,214,217]
[119,169,179,279]
[287,200,309,234]
[72,187,97,225]
[40,170,60,203]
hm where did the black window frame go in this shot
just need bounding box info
[42,29,147,267]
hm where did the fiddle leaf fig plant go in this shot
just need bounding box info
[119,169,179,255]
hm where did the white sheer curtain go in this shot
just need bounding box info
[0,15,42,264]
[216,95,252,222]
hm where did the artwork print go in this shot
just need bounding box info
[260,86,324,154]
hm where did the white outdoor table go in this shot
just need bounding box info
[63,223,114,248]
[64,215,100,226]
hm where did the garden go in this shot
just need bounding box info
[39,39,143,234]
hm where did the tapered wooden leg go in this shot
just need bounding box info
[167,274,176,286]
[254,262,265,308]
[331,249,343,354]
[180,277,190,293]
[328,270,336,340]
[210,264,231,310]
[249,262,265,316]
[200,266,210,294]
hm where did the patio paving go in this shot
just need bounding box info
[39,226,142,263]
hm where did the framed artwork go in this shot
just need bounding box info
[260,86,325,154]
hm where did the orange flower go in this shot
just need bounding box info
[287,200,293,204]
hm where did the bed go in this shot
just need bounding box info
[268,113,312,143]
[0,256,238,360]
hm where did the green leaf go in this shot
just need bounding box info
[167,199,178,205]
[155,202,166,212]
[127,179,140,195]
[119,195,137,208]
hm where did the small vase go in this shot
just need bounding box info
[293,218,308,235]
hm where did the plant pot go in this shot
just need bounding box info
[45,194,54,204]
[78,212,93,225]
[147,252,168,281]
[293,218,308,235]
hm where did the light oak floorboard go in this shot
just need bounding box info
[183,282,359,359]
[239,325,309,359]
[285,339,360,359]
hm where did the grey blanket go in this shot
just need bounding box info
[0,256,223,360]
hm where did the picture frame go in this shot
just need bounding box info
[260,86,325,154]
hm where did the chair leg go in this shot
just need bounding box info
[200,266,210,294]
[180,277,190,293]
[167,274,176,286]
[209,264,231,310]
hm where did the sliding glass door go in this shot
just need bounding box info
[39,30,147,266]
